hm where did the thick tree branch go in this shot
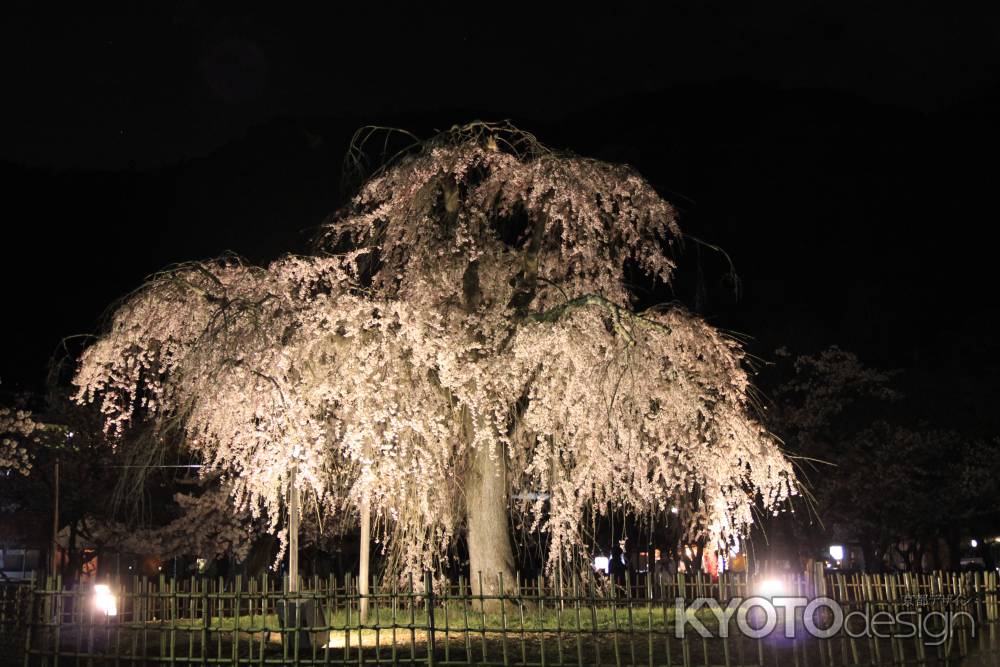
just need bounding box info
[526,295,673,344]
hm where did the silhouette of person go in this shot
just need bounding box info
[608,536,629,590]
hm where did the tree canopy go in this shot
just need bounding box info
[73,123,796,586]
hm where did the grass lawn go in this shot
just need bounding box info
[165,600,729,636]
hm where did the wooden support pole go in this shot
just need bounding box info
[359,496,370,624]
[289,466,299,593]
[359,437,372,623]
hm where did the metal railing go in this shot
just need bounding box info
[14,570,1000,666]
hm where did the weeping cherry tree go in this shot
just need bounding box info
[74,123,796,597]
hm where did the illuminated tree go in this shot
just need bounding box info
[74,123,796,595]
[105,480,257,564]
[0,406,38,475]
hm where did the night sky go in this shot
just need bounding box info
[3,4,1000,433]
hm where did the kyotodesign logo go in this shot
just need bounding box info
[674,596,975,646]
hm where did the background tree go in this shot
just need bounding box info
[0,405,38,475]
[105,479,255,565]
[73,123,797,596]
[0,393,121,582]
[2,389,246,582]
[766,346,1000,570]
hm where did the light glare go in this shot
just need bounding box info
[757,578,785,597]
[93,584,117,616]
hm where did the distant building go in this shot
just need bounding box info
[0,513,47,581]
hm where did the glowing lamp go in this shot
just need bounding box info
[593,556,609,574]
[93,584,117,616]
[829,545,844,561]
[756,578,785,597]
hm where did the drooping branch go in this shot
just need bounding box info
[73,124,795,584]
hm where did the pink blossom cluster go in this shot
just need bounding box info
[103,483,255,563]
[0,407,38,475]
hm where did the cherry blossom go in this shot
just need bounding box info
[74,123,796,582]
[0,407,38,476]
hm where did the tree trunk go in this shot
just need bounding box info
[861,540,876,573]
[464,439,515,606]
[65,521,78,584]
[51,458,59,580]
